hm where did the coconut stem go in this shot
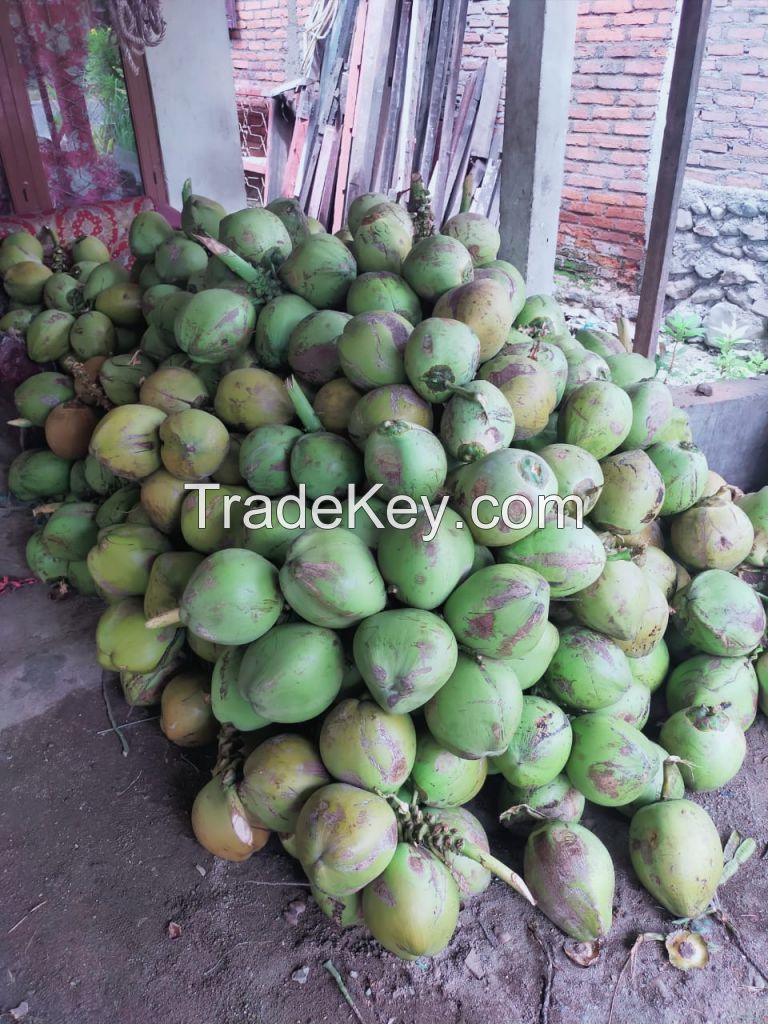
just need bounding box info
[68,360,114,411]
[407,173,436,241]
[190,232,260,285]
[379,790,535,905]
[213,722,245,784]
[286,375,323,432]
[145,608,181,630]
[661,756,685,799]
[458,841,536,905]
[33,502,63,516]
[182,178,193,205]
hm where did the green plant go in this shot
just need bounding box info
[657,311,703,379]
[716,334,768,379]
[85,27,136,155]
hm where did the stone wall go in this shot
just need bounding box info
[667,182,768,321]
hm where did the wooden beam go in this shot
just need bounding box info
[634,0,712,358]
[499,0,578,293]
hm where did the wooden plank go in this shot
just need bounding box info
[298,0,358,207]
[634,0,712,358]
[266,97,294,203]
[282,117,309,197]
[308,123,339,218]
[416,0,456,180]
[442,64,485,222]
[471,121,503,215]
[469,53,503,160]
[372,0,412,194]
[332,0,369,230]
[393,0,435,194]
[0,4,51,212]
[428,0,469,216]
[346,0,398,205]
[318,125,343,227]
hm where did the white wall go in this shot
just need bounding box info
[145,0,246,213]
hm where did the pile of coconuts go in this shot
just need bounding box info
[5,181,768,963]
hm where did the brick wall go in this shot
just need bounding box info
[228,0,768,291]
[230,0,313,94]
[687,0,768,192]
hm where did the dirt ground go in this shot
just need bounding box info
[2,421,768,1024]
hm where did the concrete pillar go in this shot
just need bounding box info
[144,0,246,212]
[499,0,578,294]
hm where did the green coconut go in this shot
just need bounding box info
[559,381,633,459]
[319,698,417,793]
[278,234,357,308]
[566,714,660,807]
[173,548,282,645]
[669,495,754,572]
[524,822,614,942]
[544,626,633,711]
[660,705,746,791]
[337,311,411,390]
[497,518,606,597]
[450,447,559,547]
[214,368,294,431]
[295,783,398,896]
[89,404,166,480]
[8,449,72,502]
[629,800,723,918]
[442,212,500,266]
[347,384,433,449]
[401,234,474,302]
[364,419,447,501]
[376,505,475,610]
[478,349,557,440]
[622,379,675,450]
[174,289,256,365]
[499,774,585,836]
[590,450,665,535]
[86,524,172,599]
[26,309,75,362]
[440,380,516,462]
[424,652,523,759]
[409,733,487,807]
[353,608,458,714]
[362,843,460,960]
[280,528,386,628]
[345,271,423,325]
[492,696,573,788]
[254,294,316,371]
[444,564,550,659]
[538,443,604,514]
[287,309,352,385]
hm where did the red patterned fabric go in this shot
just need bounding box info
[0,195,154,264]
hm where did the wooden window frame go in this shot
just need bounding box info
[0,3,167,215]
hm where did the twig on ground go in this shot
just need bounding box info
[241,880,313,888]
[8,900,47,935]
[102,674,129,756]
[608,934,649,1024]
[715,908,768,984]
[529,923,554,1024]
[323,959,367,1024]
[96,715,160,737]
[116,770,142,797]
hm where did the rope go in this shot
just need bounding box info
[300,0,339,77]
[108,0,167,74]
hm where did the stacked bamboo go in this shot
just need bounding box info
[280,0,504,231]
